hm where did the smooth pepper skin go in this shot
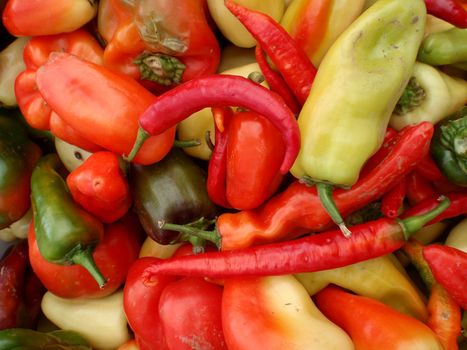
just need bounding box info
[431,112,467,187]
[131,148,218,245]
[0,114,41,229]
[30,153,106,287]
[291,0,426,186]
[418,27,467,66]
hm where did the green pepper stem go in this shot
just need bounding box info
[159,220,221,249]
[71,249,107,288]
[125,127,150,162]
[173,139,201,148]
[399,196,451,239]
[316,182,352,237]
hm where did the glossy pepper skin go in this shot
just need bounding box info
[315,285,444,350]
[35,52,176,165]
[291,0,426,186]
[66,151,132,224]
[431,113,467,187]
[30,153,106,287]
[15,29,104,131]
[1,0,97,36]
[0,328,91,350]
[418,27,467,66]
[0,115,41,230]
[131,148,218,246]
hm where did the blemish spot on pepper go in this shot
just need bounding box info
[74,151,83,160]
[411,16,419,24]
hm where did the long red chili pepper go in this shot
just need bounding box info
[254,45,301,114]
[406,171,438,206]
[128,74,300,174]
[144,198,449,279]
[381,177,407,218]
[424,0,467,28]
[423,244,467,310]
[224,0,317,105]
[359,127,398,178]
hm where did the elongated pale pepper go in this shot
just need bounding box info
[290,0,426,232]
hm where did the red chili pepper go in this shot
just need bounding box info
[224,0,317,105]
[424,0,467,28]
[381,177,407,218]
[254,45,301,114]
[129,74,300,174]
[359,127,398,178]
[145,197,449,278]
[406,171,439,206]
[28,213,143,299]
[402,239,462,350]
[423,244,467,310]
[15,29,104,131]
[415,155,445,182]
[35,52,176,164]
[66,151,132,223]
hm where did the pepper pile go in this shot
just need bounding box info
[0,0,466,349]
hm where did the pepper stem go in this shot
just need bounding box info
[71,249,107,288]
[316,182,352,237]
[399,196,450,240]
[125,127,150,162]
[173,139,201,148]
[159,220,221,249]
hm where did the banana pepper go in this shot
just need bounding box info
[418,27,467,66]
[281,0,365,66]
[0,37,28,107]
[290,0,426,232]
[445,217,467,252]
[389,62,467,130]
[41,290,130,350]
[295,255,428,321]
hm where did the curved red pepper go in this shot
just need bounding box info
[66,151,132,224]
[424,0,467,28]
[225,0,317,105]
[15,29,104,131]
[28,214,143,299]
[35,52,176,164]
[406,171,438,206]
[423,244,467,310]
[131,74,300,174]
[381,177,407,218]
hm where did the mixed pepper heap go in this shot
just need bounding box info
[0,0,466,349]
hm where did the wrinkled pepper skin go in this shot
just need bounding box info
[30,154,106,287]
[222,275,354,350]
[35,52,176,165]
[315,285,444,350]
[131,148,218,245]
[291,0,426,186]
[0,328,92,350]
[418,27,467,66]
[0,115,41,230]
[1,0,97,36]
[431,113,467,187]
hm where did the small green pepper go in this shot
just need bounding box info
[418,27,467,67]
[130,148,218,250]
[0,328,91,350]
[431,108,467,187]
[30,153,106,287]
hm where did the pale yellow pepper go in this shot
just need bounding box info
[207,0,286,48]
[0,208,32,242]
[295,254,428,321]
[445,218,467,253]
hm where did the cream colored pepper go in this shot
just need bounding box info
[207,0,286,48]
[0,208,32,242]
[41,290,130,350]
[445,218,467,253]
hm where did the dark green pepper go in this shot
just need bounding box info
[130,148,218,249]
[0,328,91,350]
[418,27,467,66]
[0,114,41,229]
[431,108,467,187]
[30,153,106,287]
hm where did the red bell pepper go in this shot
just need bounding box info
[207,108,286,210]
[66,151,132,224]
[15,30,103,132]
[35,52,176,165]
[2,0,98,36]
[100,0,220,91]
[28,214,143,299]
[315,285,444,350]
[423,244,467,310]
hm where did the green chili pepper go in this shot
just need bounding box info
[30,153,106,287]
[431,108,467,187]
[130,148,218,250]
[0,328,91,350]
[418,27,467,67]
[0,114,41,229]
